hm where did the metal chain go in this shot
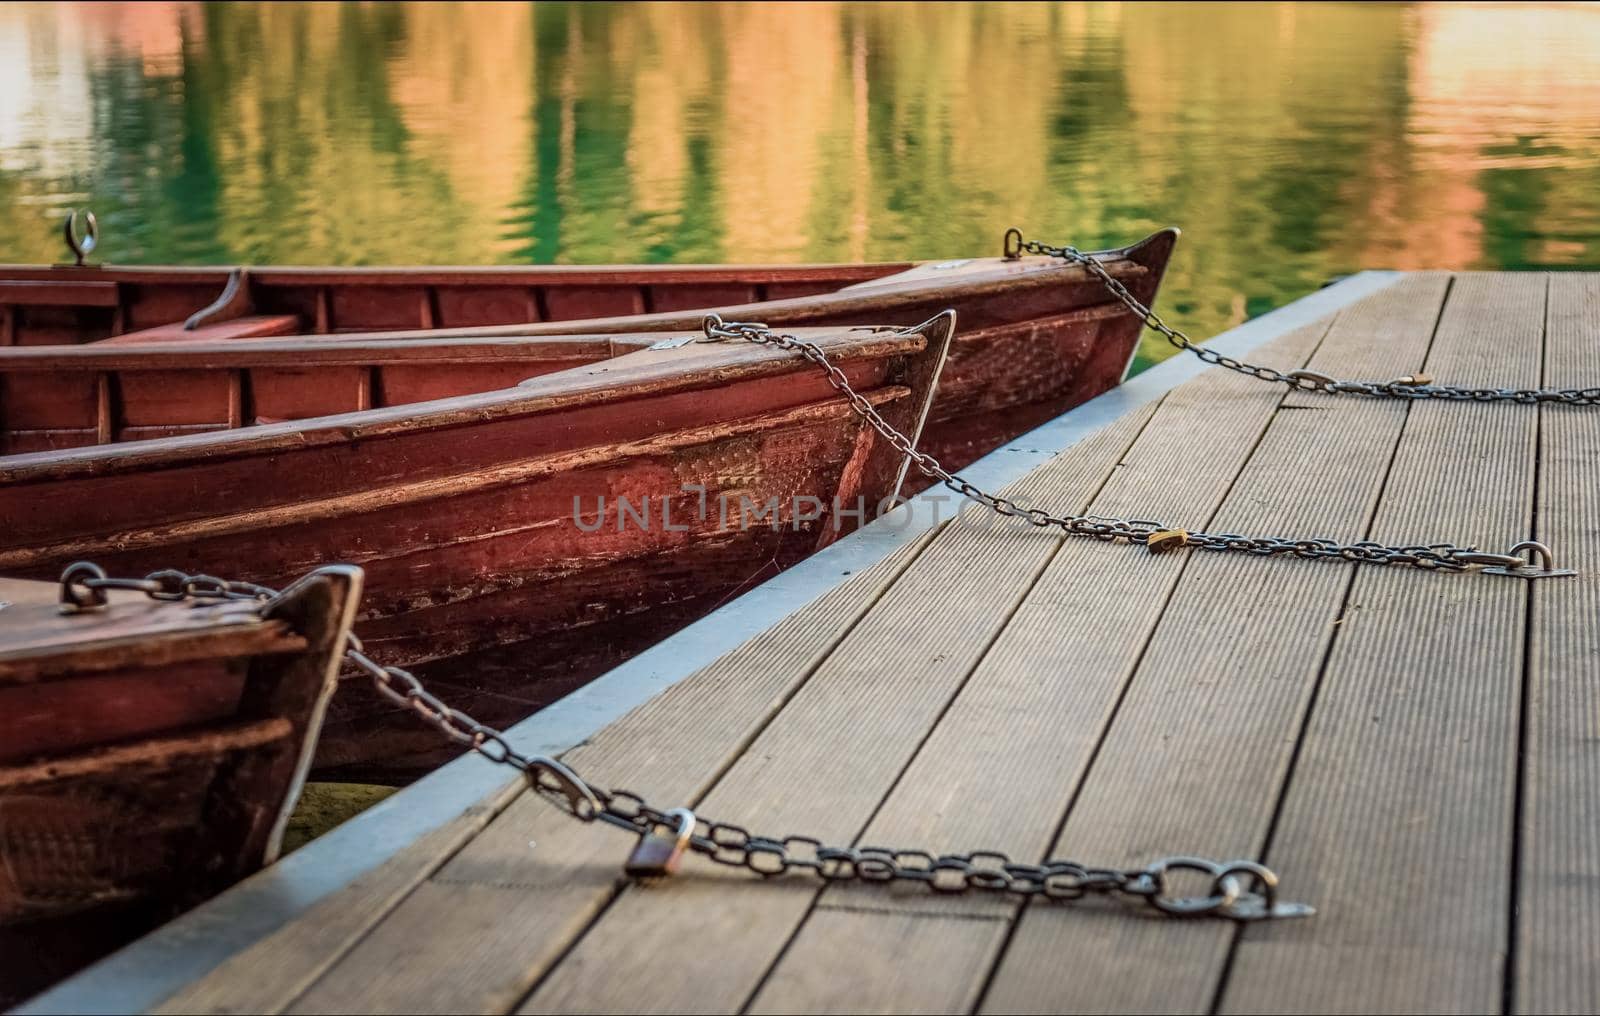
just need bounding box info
[701,316,1569,577]
[1006,227,1600,406]
[55,561,1308,921]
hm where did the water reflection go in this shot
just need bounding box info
[1,2,1598,368]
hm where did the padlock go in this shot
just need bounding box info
[1146,529,1189,555]
[624,807,696,878]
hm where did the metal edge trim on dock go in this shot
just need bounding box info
[16,270,1401,1016]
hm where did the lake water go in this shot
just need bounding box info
[3,2,1599,368]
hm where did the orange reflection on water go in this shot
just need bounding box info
[387,2,534,258]
[70,0,194,75]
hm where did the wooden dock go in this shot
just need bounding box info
[23,270,1599,1014]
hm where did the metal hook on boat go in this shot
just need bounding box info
[700,312,729,342]
[62,209,99,268]
[1002,227,1024,260]
[700,313,767,343]
[58,561,110,612]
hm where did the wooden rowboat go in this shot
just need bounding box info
[0,318,953,780]
[0,230,1177,472]
[0,565,361,1004]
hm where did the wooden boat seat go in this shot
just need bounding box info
[98,314,303,345]
[0,281,124,347]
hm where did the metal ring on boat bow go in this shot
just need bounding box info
[1002,226,1024,260]
[59,561,110,611]
[63,209,98,267]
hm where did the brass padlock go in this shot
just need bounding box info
[624,807,696,878]
[1146,529,1189,555]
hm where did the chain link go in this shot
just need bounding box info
[700,315,1564,577]
[1007,227,1600,406]
[55,560,1308,921]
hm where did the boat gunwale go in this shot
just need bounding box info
[1,236,1155,350]
[0,233,1151,289]
[0,333,663,369]
[223,249,1156,346]
[0,261,915,287]
[0,325,929,483]
[0,601,294,678]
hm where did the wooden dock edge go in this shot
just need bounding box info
[16,271,1401,1016]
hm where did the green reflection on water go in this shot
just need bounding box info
[2,2,1599,370]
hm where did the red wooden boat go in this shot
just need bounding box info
[0,319,952,780]
[0,564,361,1004]
[0,228,1177,472]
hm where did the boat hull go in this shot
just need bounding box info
[0,566,361,1002]
[0,322,953,780]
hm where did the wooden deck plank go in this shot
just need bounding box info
[981,273,1453,1014]
[1218,272,1547,1014]
[741,315,1339,1015]
[286,529,946,1014]
[1515,272,1600,1016]
[517,407,1168,1015]
[281,407,1157,1014]
[163,530,936,1014]
[752,909,1009,1014]
[154,804,507,1014]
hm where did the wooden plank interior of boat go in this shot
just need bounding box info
[290,231,1179,476]
[0,333,638,452]
[0,231,1176,478]
[0,318,954,781]
[0,261,903,346]
[0,564,362,1006]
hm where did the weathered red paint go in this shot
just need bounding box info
[0,231,1176,475]
[0,567,360,997]
[0,323,951,780]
